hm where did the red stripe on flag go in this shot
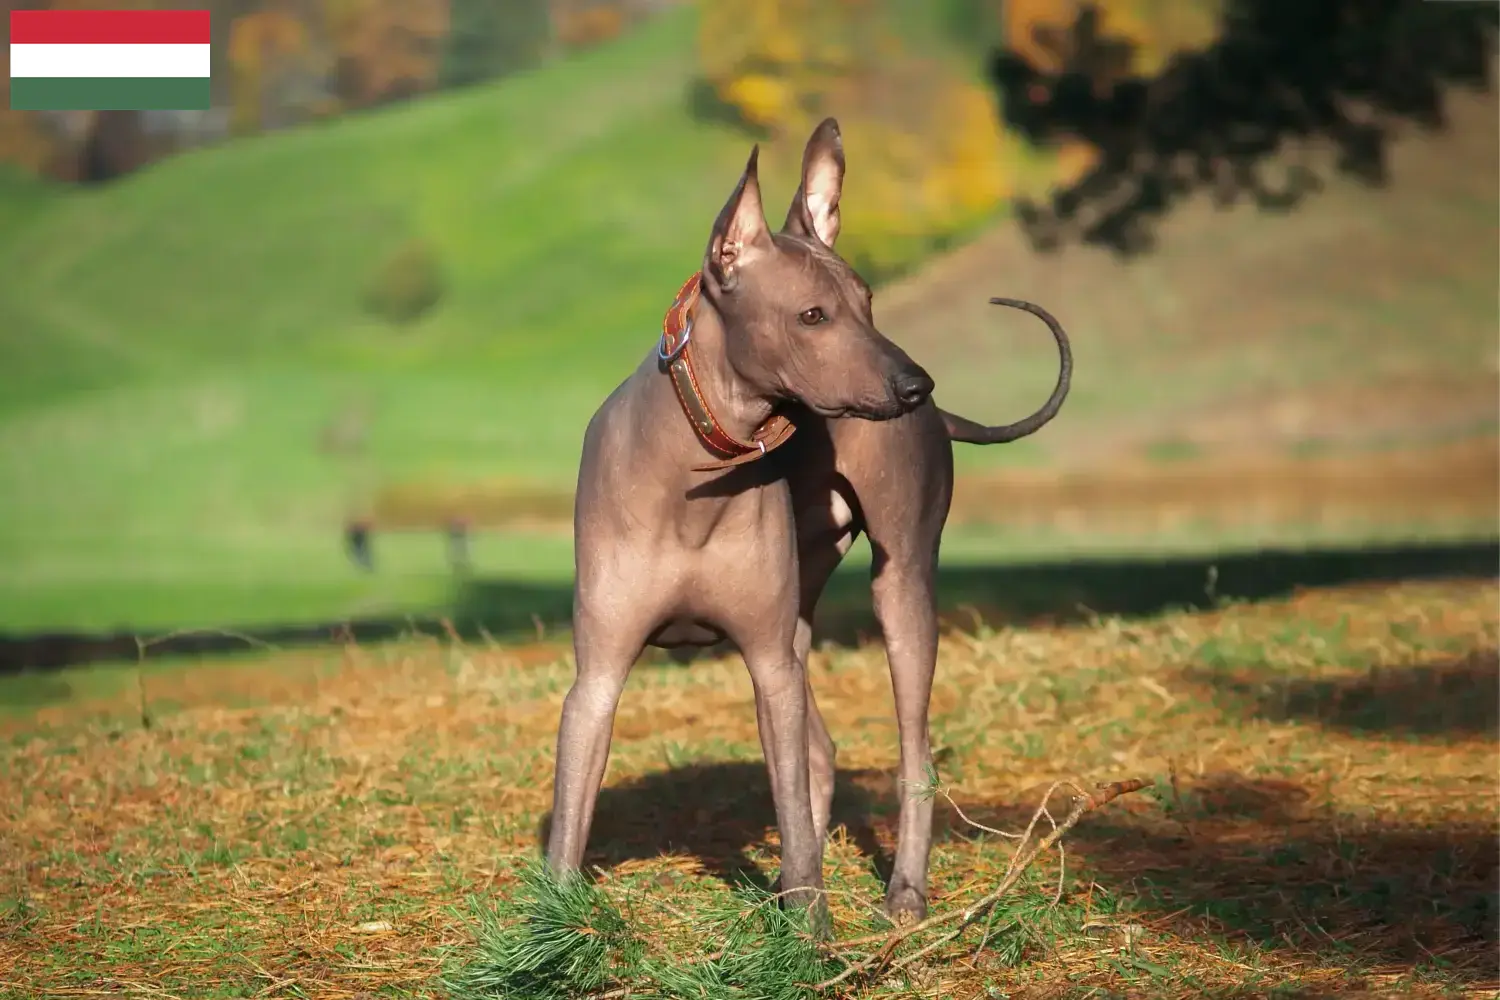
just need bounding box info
[9,10,211,45]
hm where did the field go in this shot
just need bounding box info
[1,577,1495,997]
[0,7,757,633]
[0,7,1497,997]
[0,7,1495,638]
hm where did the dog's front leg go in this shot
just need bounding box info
[545,602,648,874]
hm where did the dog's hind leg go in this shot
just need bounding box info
[867,532,942,923]
[802,666,837,846]
[792,483,862,845]
[794,547,847,846]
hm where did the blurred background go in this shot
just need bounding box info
[0,0,1496,670]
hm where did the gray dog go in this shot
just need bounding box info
[546,118,1071,924]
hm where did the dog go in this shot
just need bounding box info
[545,118,1071,926]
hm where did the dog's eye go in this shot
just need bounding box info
[798,307,827,326]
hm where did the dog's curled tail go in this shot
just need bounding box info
[939,296,1073,445]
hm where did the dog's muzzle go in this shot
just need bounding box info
[892,370,935,410]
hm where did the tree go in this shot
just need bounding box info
[326,0,450,108]
[440,0,550,88]
[695,0,1019,281]
[228,7,314,133]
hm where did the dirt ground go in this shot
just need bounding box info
[949,435,1499,534]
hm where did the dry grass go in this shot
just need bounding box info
[1,578,1496,998]
[362,433,1499,538]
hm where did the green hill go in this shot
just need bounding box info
[0,9,782,631]
[0,9,755,432]
[1,5,1494,638]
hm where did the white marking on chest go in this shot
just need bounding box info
[829,489,856,555]
[828,489,855,531]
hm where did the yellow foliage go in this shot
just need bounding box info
[1053,141,1101,188]
[698,0,855,137]
[231,9,308,62]
[836,77,1018,279]
[722,74,797,130]
[932,84,1015,216]
[1002,0,1221,78]
[1105,0,1221,76]
[1000,0,1221,204]
[698,0,1227,269]
[699,0,797,83]
[699,0,1023,278]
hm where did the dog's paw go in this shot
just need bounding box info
[884,882,928,925]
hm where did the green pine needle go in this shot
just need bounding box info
[448,860,643,999]
[647,881,840,999]
[445,850,1117,997]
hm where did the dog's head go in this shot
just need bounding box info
[698,118,933,420]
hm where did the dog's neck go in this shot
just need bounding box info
[674,300,779,449]
[629,273,794,487]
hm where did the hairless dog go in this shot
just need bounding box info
[546,118,1072,927]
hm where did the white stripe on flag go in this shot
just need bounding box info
[9,43,211,79]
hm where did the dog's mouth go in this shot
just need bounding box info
[806,400,911,421]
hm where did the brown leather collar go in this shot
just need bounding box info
[657,272,795,472]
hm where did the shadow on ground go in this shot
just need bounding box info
[1051,773,1498,980]
[1192,650,1500,740]
[538,763,1496,983]
[536,760,895,892]
[797,537,1500,647]
[0,537,1494,678]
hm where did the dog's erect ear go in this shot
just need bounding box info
[782,117,844,248]
[706,145,771,293]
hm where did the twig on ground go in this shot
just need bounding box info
[815,777,1151,990]
[937,788,1025,841]
[936,779,1068,909]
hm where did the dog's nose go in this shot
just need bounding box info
[892,370,934,408]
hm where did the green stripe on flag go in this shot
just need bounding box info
[10,77,210,111]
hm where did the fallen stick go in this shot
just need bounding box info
[815,777,1152,991]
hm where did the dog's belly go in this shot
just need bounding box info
[647,618,728,649]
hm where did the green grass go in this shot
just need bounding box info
[1,578,1494,997]
[0,12,750,400]
[0,2,1495,636]
[1,502,1492,637]
[0,9,768,631]
[0,6,1064,635]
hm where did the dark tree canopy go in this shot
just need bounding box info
[990,0,1499,255]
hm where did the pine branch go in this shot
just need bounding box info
[449,777,1151,998]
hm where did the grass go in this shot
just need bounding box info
[0,5,1494,638]
[0,3,1069,634]
[0,576,1495,997]
[0,8,768,632]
